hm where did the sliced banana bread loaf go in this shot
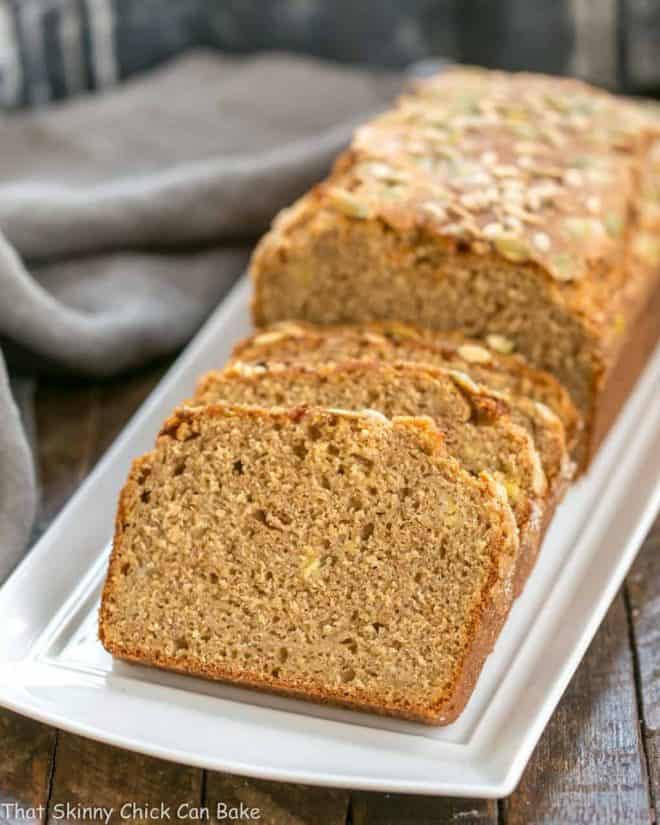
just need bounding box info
[194,361,546,592]
[233,322,579,443]
[99,404,518,725]
[250,67,660,469]
[231,321,576,497]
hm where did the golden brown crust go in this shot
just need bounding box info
[426,470,519,723]
[99,403,518,725]
[99,453,152,650]
[590,273,660,458]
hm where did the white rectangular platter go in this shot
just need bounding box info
[0,275,658,798]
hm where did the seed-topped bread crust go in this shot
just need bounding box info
[254,66,655,302]
[250,68,660,469]
[194,360,547,593]
[99,404,518,724]
[332,69,652,284]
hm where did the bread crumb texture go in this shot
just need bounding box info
[100,404,517,724]
[231,321,577,485]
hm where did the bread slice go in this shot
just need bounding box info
[194,361,547,593]
[232,320,580,455]
[99,403,518,725]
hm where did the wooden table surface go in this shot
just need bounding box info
[0,364,658,825]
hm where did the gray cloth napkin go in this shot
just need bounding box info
[0,49,403,581]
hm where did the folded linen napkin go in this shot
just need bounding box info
[0,49,403,581]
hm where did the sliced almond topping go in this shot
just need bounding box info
[230,362,268,377]
[326,188,370,219]
[480,150,499,166]
[486,334,515,354]
[533,231,552,252]
[362,332,389,345]
[586,195,602,214]
[563,168,584,188]
[456,345,492,365]
[365,162,407,182]
[252,331,289,346]
[442,222,468,237]
[422,201,448,222]
[482,221,505,239]
[449,369,483,391]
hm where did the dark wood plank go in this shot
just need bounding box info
[48,734,202,825]
[31,382,100,540]
[0,711,55,825]
[646,736,660,825]
[626,517,660,824]
[205,773,349,825]
[502,592,650,825]
[33,362,166,539]
[351,793,496,824]
[0,366,193,825]
[1,380,101,825]
[93,364,168,458]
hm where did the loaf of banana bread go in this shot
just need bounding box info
[251,68,660,469]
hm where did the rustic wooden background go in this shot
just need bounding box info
[0,364,658,825]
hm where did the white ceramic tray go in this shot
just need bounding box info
[0,276,658,798]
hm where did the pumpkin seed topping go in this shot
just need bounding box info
[632,233,660,266]
[551,252,579,281]
[494,235,531,263]
[327,188,370,219]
